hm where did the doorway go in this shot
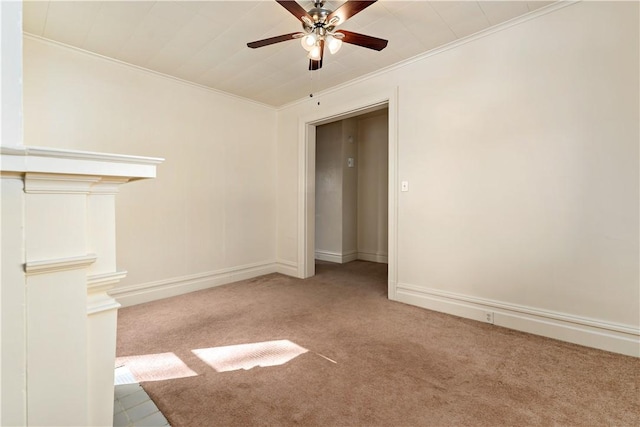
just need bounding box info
[314,109,389,267]
[297,89,398,299]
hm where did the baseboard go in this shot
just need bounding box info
[315,250,357,264]
[275,259,298,277]
[357,251,388,264]
[111,261,278,307]
[395,283,640,357]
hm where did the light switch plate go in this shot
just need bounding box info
[401,181,409,192]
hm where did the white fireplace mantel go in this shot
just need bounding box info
[1,146,163,426]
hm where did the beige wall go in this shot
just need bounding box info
[341,118,358,257]
[315,121,344,257]
[315,118,359,262]
[23,37,277,298]
[357,111,389,263]
[276,1,639,354]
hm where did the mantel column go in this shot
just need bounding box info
[86,178,129,426]
[24,173,99,426]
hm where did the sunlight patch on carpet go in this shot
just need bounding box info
[114,365,138,385]
[116,352,197,382]
[192,340,308,372]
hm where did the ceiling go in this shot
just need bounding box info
[23,0,554,107]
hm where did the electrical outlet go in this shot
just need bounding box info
[484,311,494,324]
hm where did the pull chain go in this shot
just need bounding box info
[309,68,321,102]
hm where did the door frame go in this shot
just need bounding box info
[297,88,398,298]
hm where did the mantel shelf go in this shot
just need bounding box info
[0,145,164,180]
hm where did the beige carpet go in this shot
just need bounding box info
[117,261,639,426]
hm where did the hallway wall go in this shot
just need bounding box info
[357,110,389,263]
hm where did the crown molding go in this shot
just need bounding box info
[23,33,276,111]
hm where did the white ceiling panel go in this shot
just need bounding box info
[23,0,50,36]
[385,2,456,51]
[341,1,390,31]
[83,1,155,59]
[196,0,262,21]
[528,1,556,11]
[23,0,558,107]
[383,1,441,31]
[144,13,228,75]
[261,43,310,72]
[479,1,530,25]
[430,1,491,38]
[42,0,102,46]
[173,35,241,81]
[117,2,198,66]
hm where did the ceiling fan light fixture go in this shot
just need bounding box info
[307,43,322,60]
[327,35,342,54]
[301,16,314,28]
[247,0,388,71]
[301,33,317,51]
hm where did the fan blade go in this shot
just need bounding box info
[326,1,377,26]
[247,32,302,48]
[276,0,313,23]
[337,30,388,51]
[309,39,325,70]
[309,59,320,70]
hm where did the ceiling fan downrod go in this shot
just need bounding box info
[304,1,332,30]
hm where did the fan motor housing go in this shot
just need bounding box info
[309,0,332,25]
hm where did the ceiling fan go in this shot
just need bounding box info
[247,0,388,71]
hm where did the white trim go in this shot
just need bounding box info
[315,250,358,264]
[297,119,315,279]
[343,251,358,263]
[297,88,398,288]
[87,271,127,294]
[356,251,388,264]
[24,173,100,194]
[23,33,275,110]
[111,261,278,307]
[395,283,640,357]
[275,259,298,277]
[88,177,130,195]
[87,297,121,315]
[25,253,97,275]
[1,146,163,165]
[315,251,341,263]
[1,146,163,180]
[386,88,399,299]
[278,1,577,110]
[87,270,125,315]
[0,171,24,180]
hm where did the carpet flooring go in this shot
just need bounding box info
[116,261,639,426]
